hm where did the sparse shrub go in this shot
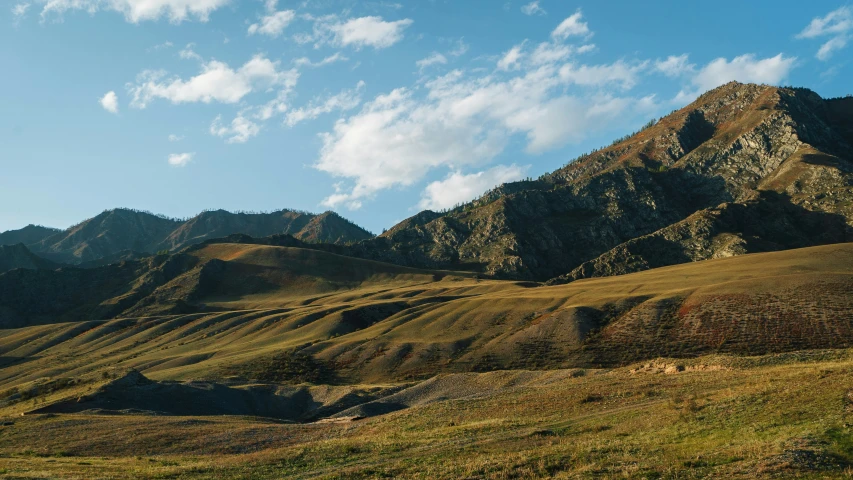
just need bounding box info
[581,393,604,403]
[221,350,335,384]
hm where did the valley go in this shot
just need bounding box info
[1,82,852,478]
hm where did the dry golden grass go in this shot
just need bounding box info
[1,242,852,477]
[2,351,853,478]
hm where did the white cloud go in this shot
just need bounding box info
[416,52,447,72]
[797,6,852,38]
[99,91,119,113]
[178,43,201,61]
[559,60,648,89]
[168,152,193,167]
[796,7,852,61]
[816,34,849,61]
[418,164,529,210]
[691,54,796,92]
[301,15,413,50]
[285,81,365,127]
[248,9,295,37]
[497,44,524,71]
[551,11,590,40]
[521,1,545,16]
[329,16,413,49]
[38,0,230,23]
[654,54,694,77]
[530,42,572,65]
[168,134,184,141]
[12,3,30,17]
[316,62,654,208]
[127,55,298,108]
[312,11,665,209]
[448,38,469,57]
[148,41,174,52]
[294,52,348,68]
[210,114,261,143]
[576,44,595,54]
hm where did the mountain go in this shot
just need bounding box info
[0,224,60,246]
[158,209,370,251]
[2,208,374,265]
[0,244,60,272]
[333,83,853,281]
[29,209,182,264]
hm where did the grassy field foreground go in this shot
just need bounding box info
[1,350,853,479]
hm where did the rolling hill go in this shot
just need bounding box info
[0,241,849,386]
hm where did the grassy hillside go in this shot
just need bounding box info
[2,351,853,478]
[0,242,849,390]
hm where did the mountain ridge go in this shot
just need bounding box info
[322,82,853,281]
[1,208,375,266]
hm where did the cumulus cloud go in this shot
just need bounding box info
[416,52,447,72]
[248,0,295,38]
[521,1,545,16]
[654,54,694,77]
[530,42,572,65]
[168,134,184,141]
[418,164,529,210]
[576,44,595,54]
[559,60,648,89]
[38,0,229,23]
[551,11,590,40]
[12,3,30,17]
[330,16,412,49]
[497,44,525,71]
[127,55,298,108]
[797,6,852,61]
[99,91,119,113]
[669,53,797,104]
[210,114,261,143]
[299,15,413,50]
[285,81,365,127]
[178,43,202,61]
[316,62,655,208]
[168,152,193,167]
[691,54,796,92]
[311,12,672,209]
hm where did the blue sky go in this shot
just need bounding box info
[1,0,851,234]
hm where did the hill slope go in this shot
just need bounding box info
[0,244,60,272]
[0,241,849,384]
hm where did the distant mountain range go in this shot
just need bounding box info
[0,209,375,266]
[1,82,851,284]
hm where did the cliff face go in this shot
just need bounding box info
[339,83,853,281]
